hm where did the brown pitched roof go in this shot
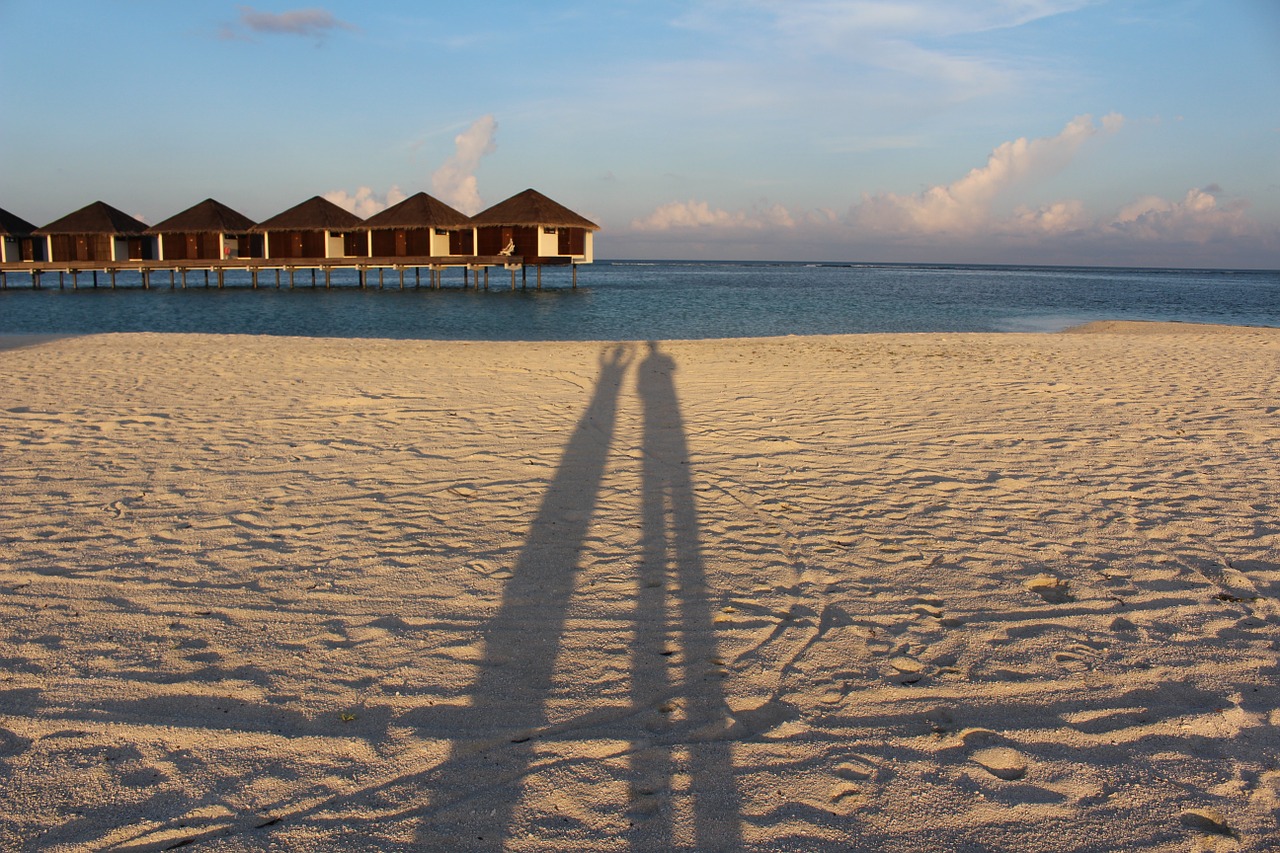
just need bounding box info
[252,196,365,232]
[34,201,150,236]
[146,198,256,234]
[470,189,600,230]
[0,206,38,236]
[363,192,472,230]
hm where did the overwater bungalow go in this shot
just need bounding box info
[147,198,262,261]
[363,192,473,257]
[470,189,598,264]
[253,196,367,260]
[35,201,155,262]
[0,206,44,262]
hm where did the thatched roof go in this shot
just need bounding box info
[470,189,600,230]
[0,206,38,237]
[363,192,471,230]
[252,196,365,232]
[146,198,256,235]
[34,201,150,236]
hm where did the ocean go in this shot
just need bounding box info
[1,261,1277,340]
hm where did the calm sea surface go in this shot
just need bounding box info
[1,262,1277,341]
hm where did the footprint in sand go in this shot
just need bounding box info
[970,747,1028,781]
[1025,574,1072,603]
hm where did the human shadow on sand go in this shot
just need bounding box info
[410,341,742,849]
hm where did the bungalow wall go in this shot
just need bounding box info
[476,225,537,257]
[370,228,436,257]
[160,232,222,260]
[267,230,326,259]
[225,234,264,259]
[448,229,474,255]
[329,232,368,258]
[6,236,46,262]
[48,234,113,262]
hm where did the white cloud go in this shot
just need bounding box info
[849,113,1122,234]
[632,199,795,231]
[1107,186,1255,242]
[623,114,1277,265]
[431,116,498,215]
[323,185,406,218]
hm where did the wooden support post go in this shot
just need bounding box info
[0,271,5,290]
[60,271,65,289]
[399,267,405,289]
[484,268,489,290]
[217,268,224,288]
[289,267,295,289]
[522,265,527,291]
[110,269,116,288]
[572,264,577,289]
[311,268,317,288]
[378,268,384,289]
[33,271,41,289]
[415,267,420,288]
[204,269,209,288]
[511,267,517,290]
[93,270,99,288]
[251,268,258,289]
[275,268,281,289]
[464,267,470,289]
[536,265,542,291]
[324,268,331,289]
[142,269,150,290]
[170,269,176,289]
[358,268,365,289]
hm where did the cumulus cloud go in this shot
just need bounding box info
[431,116,498,215]
[221,6,356,41]
[849,113,1122,234]
[625,114,1276,264]
[323,185,407,218]
[632,199,794,231]
[1107,186,1255,242]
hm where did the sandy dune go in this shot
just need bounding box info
[1,324,1278,851]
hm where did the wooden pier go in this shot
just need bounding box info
[0,255,583,292]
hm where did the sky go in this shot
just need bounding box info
[1,0,1278,267]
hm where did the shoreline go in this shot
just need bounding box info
[2,326,1277,850]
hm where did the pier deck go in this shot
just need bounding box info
[0,255,581,290]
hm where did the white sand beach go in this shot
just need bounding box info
[1,324,1278,851]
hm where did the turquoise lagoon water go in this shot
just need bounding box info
[0,261,1276,341]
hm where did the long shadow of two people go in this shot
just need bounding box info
[415,341,742,849]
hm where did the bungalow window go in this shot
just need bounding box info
[435,229,449,236]
[544,227,557,235]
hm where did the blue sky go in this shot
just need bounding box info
[2,0,1277,266]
